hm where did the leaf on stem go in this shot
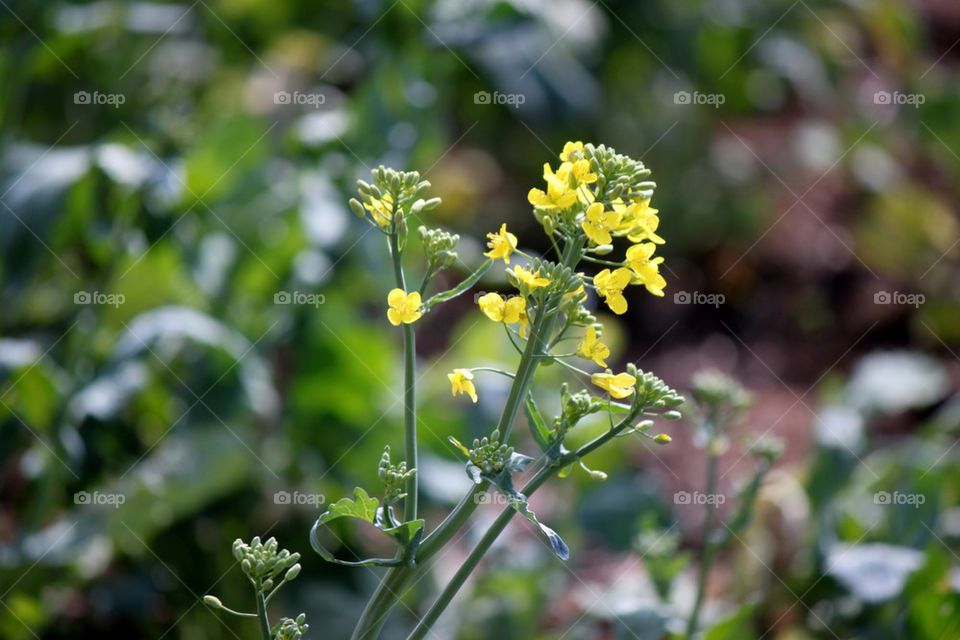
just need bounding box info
[310,487,424,566]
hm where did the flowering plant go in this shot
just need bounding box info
[206,141,684,639]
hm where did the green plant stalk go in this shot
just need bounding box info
[389,229,418,523]
[350,237,584,639]
[406,409,641,640]
[256,585,271,640]
[686,451,719,639]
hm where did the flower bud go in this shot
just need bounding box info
[203,595,223,609]
[653,433,672,444]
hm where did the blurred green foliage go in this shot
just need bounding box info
[2,0,959,638]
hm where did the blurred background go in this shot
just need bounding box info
[2,0,959,638]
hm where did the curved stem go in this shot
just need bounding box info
[686,452,719,639]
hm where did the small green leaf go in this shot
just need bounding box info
[317,487,379,526]
[524,394,553,452]
[488,472,569,561]
[310,488,403,567]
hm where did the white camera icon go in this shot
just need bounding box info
[274,91,292,105]
[74,91,91,104]
[674,91,691,105]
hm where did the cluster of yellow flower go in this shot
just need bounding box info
[533,141,666,315]
[383,141,667,406]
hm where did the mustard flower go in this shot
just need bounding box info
[484,223,518,264]
[510,265,550,289]
[577,325,610,367]
[448,369,478,403]
[593,267,633,315]
[387,288,422,326]
[625,243,667,297]
[581,202,622,246]
[591,371,637,399]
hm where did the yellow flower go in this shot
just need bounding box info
[593,267,632,315]
[624,200,665,244]
[510,265,550,289]
[448,368,478,403]
[387,288,422,325]
[577,325,610,367]
[581,202,622,246]
[365,193,395,228]
[478,292,508,321]
[560,141,585,162]
[567,159,597,186]
[477,293,529,337]
[625,243,667,297]
[504,296,529,337]
[528,163,577,211]
[591,371,637,399]
[484,223,518,264]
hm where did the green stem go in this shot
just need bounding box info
[686,451,719,639]
[351,237,584,639]
[256,585,271,640]
[389,230,418,524]
[406,410,640,640]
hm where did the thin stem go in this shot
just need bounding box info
[686,451,719,639]
[407,408,640,639]
[389,230,418,524]
[256,583,271,640]
[352,236,585,639]
[470,366,515,378]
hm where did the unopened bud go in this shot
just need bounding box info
[653,433,672,444]
[203,595,223,609]
[593,244,614,255]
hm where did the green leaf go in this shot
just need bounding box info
[489,472,569,561]
[317,487,379,526]
[310,488,403,567]
[424,261,492,309]
[524,394,553,452]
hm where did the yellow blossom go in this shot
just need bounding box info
[528,163,577,211]
[567,159,597,187]
[365,193,395,228]
[387,288,422,326]
[624,200,664,244]
[593,267,632,315]
[477,293,529,337]
[510,265,550,289]
[448,369,478,403]
[560,141,585,162]
[591,371,637,399]
[581,202,622,246]
[577,325,610,367]
[625,243,667,297]
[483,223,518,264]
